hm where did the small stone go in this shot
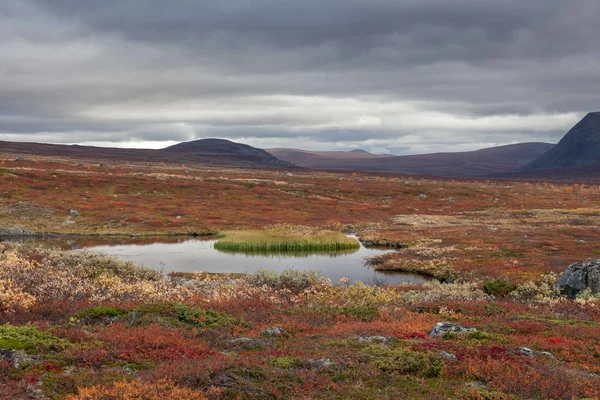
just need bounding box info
[357,335,394,344]
[69,209,81,217]
[15,157,27,162]
[0,349,37,369]
[518,347,534,357]
[419,193,427,199]
[306,358,332,369]
[261,326,285,337]
[539,351,555,359]
[465,382,487,389]
[429,322,476,338]
[440,351,457,360]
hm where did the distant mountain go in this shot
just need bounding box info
[0,139,293,169]
[269,143,555,177]
[523,112,600,171]
[266,148,392,169]
[165,139,292,167]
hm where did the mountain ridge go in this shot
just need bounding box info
[268,142,555,177]
[523,112,600,171]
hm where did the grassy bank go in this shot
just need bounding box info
[214,225,360,254]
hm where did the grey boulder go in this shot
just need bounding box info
[557,259,600,299]
[429,322,476,338]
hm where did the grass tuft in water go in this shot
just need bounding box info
[214,224,360,254]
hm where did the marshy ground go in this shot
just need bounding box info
[1,154,600,399]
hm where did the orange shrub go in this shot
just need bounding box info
[67,378,207,400]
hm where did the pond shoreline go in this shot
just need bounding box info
[1,234,433,286]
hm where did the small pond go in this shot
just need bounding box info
[1,235,429,286]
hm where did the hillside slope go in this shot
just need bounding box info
[0,139,294,169]
[270,143,554,176]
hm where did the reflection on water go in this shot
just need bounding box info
[1,235,430,286]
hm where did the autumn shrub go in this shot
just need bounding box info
[0,323,70,351]
[246,269,328,294]
[508,274,559,303]
[66,378,208,400]
[483,280,517,297]
[0,243,189,305]
[362,345,444,377]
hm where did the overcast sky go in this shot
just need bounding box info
[1,1,599,155]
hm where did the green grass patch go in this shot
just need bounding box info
[362,345,444,378]
[214,224,360,254]
[483,279,517,297]
[269,356,304,369]
[131,302,244,329]
[0,324,70,352]
[74,306,127,322]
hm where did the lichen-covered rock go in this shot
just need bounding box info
[261,326,285,337]
[429,322,476,338]
[440,351,457,360]
[557,259,600,299]
[0,349,37,368]
[357,335,395,344]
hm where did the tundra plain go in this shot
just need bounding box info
[1,154,600,399]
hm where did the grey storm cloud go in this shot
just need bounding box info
[1,0,599,153]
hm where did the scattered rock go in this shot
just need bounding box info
[0,349,37,368]
[306,358,332,369]
[429,322,476,338]
[99,163,106,167]
[14,157,27,161]
[419,194,427,199]
[357,335,395,344]
[557,259,600,299]
[539,351,555,359]
[229,337,269,350]
[440,351,457,360]
[214,373,234,386]
[516,347,555,359]
[465,381,487,390]
[69,209,81,217]
[261,326,285,337]
[65,217,75,225]
[518,347,535,357]
[446,197,458,203]
[76,163,84,167]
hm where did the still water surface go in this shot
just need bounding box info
[3,235,429,285]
